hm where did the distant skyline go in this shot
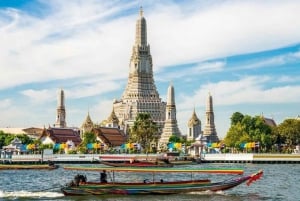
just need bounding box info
[0,0,300,139]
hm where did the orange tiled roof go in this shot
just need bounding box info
[93,127,126,146]
[263,117,277,127]
[40,127,82,146]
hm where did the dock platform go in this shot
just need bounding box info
[1,153,300,164]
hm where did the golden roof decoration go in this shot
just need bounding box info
[107,108,119,124]
[188,108,201,127]
[81,112,94,128]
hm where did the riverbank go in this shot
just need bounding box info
[1,153,300,164]
[203,153,300,163]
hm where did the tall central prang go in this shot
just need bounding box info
[113,7,166,133]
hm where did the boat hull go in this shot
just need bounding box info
[0,164,59,170]
[61,170,263,196]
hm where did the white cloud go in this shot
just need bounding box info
[149,0,300,68]
[0,99,12,109]
[178,76,300,111]
[234,50,300,70]
[20,89,54,103]
[157,60,225,81]
[1,0,300,90]
[276,75,300,83]
[0,0,300,138]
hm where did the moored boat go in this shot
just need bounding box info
[0,163,59,170]
[101,160,173,168]
[61,166,263,196]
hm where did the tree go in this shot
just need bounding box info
[17,134,34,145]
[231,112,244,126]
[79,132,97,153]
[0,132,34,147]
[276,119,300,149]
[129,113,159,153]
[224,122,248,150]
[82,132,97,144]
[169,135,181,143]
[224,113,274,152]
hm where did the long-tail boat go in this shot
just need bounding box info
[0,163,59,170]
[101,160,173,168]
[61,166,263,196]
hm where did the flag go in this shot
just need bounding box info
[247,170,263,186]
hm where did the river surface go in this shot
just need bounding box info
[0,163,299,201]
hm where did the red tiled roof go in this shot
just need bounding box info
[39,128,82,146]
[93,127,126,146]
[263,117,277,127]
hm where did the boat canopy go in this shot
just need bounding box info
[63,166,244,175]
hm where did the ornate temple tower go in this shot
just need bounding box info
[81,112,94,135]
[159,83,181,146]
[187,108,202,141]
[106,108,119,128]
[55,89,66,128]
[113,7,166,133]
[203,93,219,142]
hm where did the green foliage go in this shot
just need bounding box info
[79,132,97,153]
[82,132,97,144]
[40,143,53,149]
[129,113,159,153]
[231,112,244,125]
[224,122,248,149]
[276,119,300,147]
[224,113,273,152]
[0,131,34,148]
[17,134,34,145]
[169,135,181,143]
[67,150,77,154]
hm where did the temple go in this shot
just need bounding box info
[112,7,166,133]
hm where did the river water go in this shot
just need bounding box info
[0,163,299,201]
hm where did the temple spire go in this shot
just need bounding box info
[203,93,219,142]
[135,7,147,46]
[55,88,66,128]
[159,83,181,147]
[167,82,175,106]
[139,6,144,17]
[113,7,165,136]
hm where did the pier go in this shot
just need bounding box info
[202,153,300,164]
[1,153,300,164]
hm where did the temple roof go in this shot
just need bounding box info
[39,127,82,146]
[107,109,119,124]
[262,117,277,127]
[92,127,126,146]
[81,112,94,128]
[188,109,201,127]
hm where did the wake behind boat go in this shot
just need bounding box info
[61,166,263,196]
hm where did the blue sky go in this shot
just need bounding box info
[0,0,300,139]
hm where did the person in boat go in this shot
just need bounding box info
[72,174,87,186]
[48,160,55,167]
[100,170,107,183]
